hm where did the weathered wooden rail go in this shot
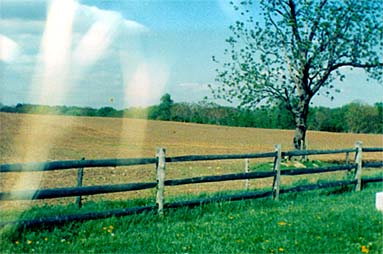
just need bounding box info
[0,141,382,227]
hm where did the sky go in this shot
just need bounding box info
[1,0,382,109]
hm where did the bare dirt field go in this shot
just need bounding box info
[1,112,382,209]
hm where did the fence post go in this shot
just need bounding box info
[354,141,363,192]
[272,144,282,200]
[75,157,85,208]
[245,159,249,191]
[345,152,350,165]
[156,148,166,216]
[301,140,308,162]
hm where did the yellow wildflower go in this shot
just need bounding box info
[109,225,114,230]
[15,241,19,245]
[277,221,287,226]
[361,245,369,253]
[278,247,284,252]
[103,227,107,230]
[107,229,112,233]
[27,240,32,245]
[44,237,48,241]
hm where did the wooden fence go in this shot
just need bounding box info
[0,141,382,228]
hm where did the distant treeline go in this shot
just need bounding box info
[1,96,382,134]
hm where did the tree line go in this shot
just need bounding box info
[0,95,381,134]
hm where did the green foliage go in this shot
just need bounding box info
[1,184,382,253]
[1,99,382,133]
[147,93,174,121]
[307,101,383,134]
[343,102,383,133]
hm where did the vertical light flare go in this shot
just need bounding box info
[38,0,77,104]
[8,0,77,203]
[119,57,169,157]
[73,19,119,68]
[2,1,152,220]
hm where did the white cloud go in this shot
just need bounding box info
[0,34,21,62]
[178,82,208,89]
[0,19,45,35]
[124,20,150,34]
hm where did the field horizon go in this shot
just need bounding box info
[1,112,382,162]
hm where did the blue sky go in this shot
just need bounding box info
[1,0,382,109]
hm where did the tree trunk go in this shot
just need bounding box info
[293,102,309,150]
[293,119,306,150]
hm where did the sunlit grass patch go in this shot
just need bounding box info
[1,183,382,253]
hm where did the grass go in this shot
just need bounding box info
[1,183,382,253]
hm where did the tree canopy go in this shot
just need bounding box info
[212,0,383,149]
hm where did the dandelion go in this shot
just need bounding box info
[109,225,114,230]
[277,221,287,226]
[361,245,369,253]
[102,227,107,230]
[278,247,284,252]
[107,229,112,233]
[27,240,32,245]
[15,241,19,245]
[44,237,48,241]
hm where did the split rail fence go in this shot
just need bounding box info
[0,141,382,228]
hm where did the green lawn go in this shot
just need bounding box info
[1,182,382,254]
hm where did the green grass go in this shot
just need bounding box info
[1,183,382,254]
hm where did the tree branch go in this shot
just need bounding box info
[288,0,302,44]
[308,0,328,42]
[312,62,383,95]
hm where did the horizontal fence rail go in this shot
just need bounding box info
[0,152,278,173]
[362,148,383,152]
[4,177,383,228]
[280,164,357,175]
[363,161,383,168]
[0,164,359,201]
[0,158,157,173]
[282,148,356,157]
[3,147,376,173]
[167,152,277,163]
[0,182,157,201]
[0,143,382,228]
[165,171,275,186]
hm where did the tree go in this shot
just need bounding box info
[157,93,174,121]
[344,102,381,133]
[212,0,383,149]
